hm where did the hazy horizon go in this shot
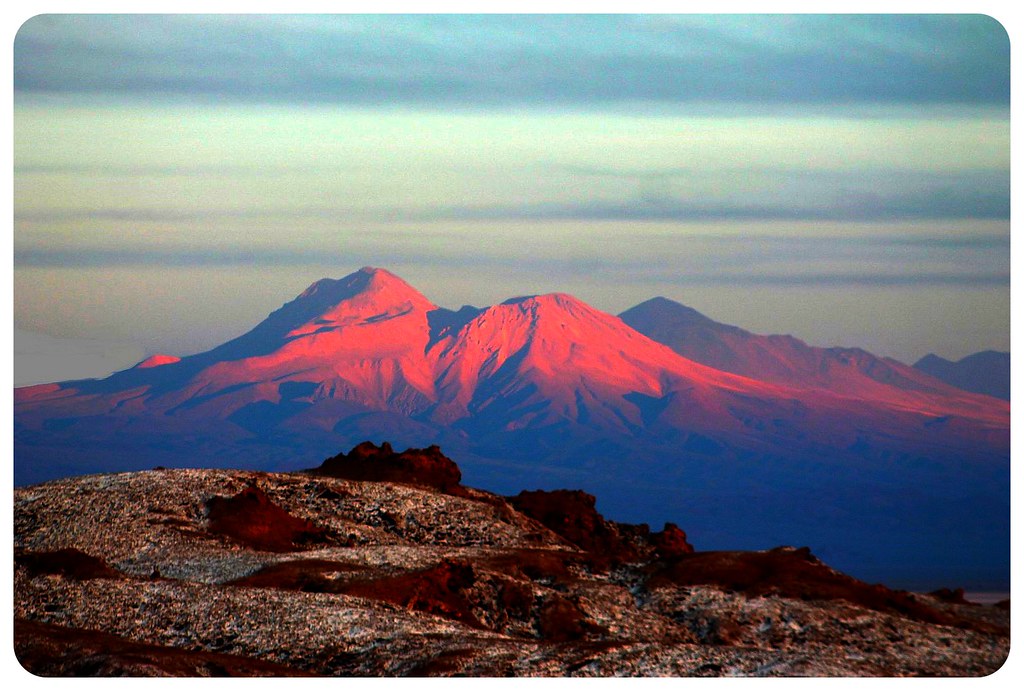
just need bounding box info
[12,263,1012,388]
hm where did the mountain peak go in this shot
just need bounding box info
[621,297,720,328]
[185,268,435,365]
[356,265,403,284]
[299,266,418,299]
[913,350,1010,400]
[501,292,587,309]
[290,268,436,316]
[280,268,436,338]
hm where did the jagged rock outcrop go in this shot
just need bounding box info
[508,489,639,563]
[205,485,333,552]
[928,587,973,606]
[14,444,1009,677]
[651,522,696,559]
[644,547,1003,633]
[16,548,123,581]
[506,489,695,567]
[310,441,463,493]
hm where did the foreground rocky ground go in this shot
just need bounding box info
[14,443,1009,677]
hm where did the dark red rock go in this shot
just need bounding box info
[929,587,973,605]
[311,441,463,493]
[505,490,699,568]
[16,548,121,580]
[538,593,598,642]
[497,579,536,621]
[481,548,585,584]
[507,489,640,565]
[227,559,366,592]
[337,559,482,628]
[651,522,695,558]
[647,546,1004,634]
[205,485,330,552]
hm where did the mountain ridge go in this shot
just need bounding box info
[618,295,1003,415]
[914,351,1010,401]
[17,268,1007,428]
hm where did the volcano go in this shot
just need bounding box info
[14,267,1009,589]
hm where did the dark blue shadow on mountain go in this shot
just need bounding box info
[168,383,256,414]
[623,391,673,427]
[915,350,1010,400]
[682,432,725,456]
[278,380,319,401]
[41,417,77,432]
[228,400,311,434]
[426,305,484,351]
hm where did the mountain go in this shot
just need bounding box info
[914,351,1010,401]
[14,267,1010,590]
[618,297,985,405]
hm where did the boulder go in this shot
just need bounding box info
[312,441,462,493]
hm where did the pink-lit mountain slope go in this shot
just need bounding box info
[15,268,1006,454]
[619,296,1008,421]
[16,268,437,418]
[134,354,181,369]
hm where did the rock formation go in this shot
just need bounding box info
[14,443,1009,677]
[311,441,463,493]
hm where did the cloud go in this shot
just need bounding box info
[14,162,365,177]
[13,247,332,267]
[426,187,1009,223]
[526,166,1011,222]
[653,272,1010,288]
[14,15,1009,108]
[13,231,1009,291]
[14,180,1009,227]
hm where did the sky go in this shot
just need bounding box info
[11,13,1011,383]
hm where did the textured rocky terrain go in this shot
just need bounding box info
[14,443,1009,677]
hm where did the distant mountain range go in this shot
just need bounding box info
[619,297,988,402]
[14,267,1009,590]
[913,351,1009,401]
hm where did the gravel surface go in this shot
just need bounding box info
[14,468,1010,677]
